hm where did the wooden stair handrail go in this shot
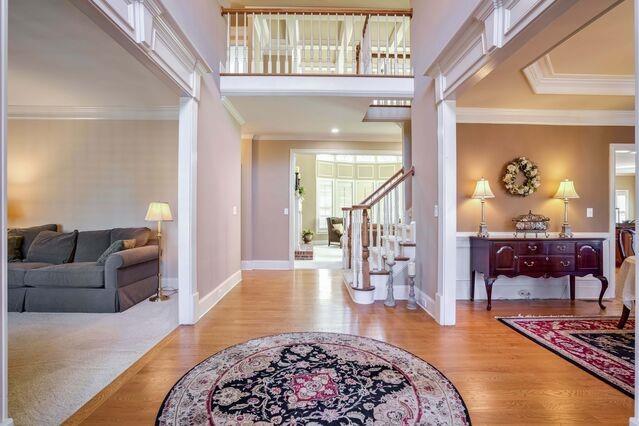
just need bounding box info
[365,166,414,208]
[222,8,412,16]
[359,167,405,205]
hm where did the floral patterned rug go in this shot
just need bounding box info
[498,316,634,397]
[156,332,471,425]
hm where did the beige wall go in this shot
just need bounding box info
[247,140,401,261]
[7,119,179,279]
[196,75,242,297]
[457,124,634,232]
[615,174,636,221]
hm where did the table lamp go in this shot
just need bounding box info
[145,202,173,301]
[471,178,495,238]
[553,180,579,238]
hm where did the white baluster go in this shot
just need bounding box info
[268,12,273,73]
[376,203,382,270]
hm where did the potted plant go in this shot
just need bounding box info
[302,228,314,243]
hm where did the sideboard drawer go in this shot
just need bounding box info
[517,256,547,273]
[548,242,575,255]
[517,242,546,255]
[548,256,575,273]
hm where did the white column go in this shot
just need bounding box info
[178,96,199,325]
[437,98,457,326]
[0,0,11,423]
[633,0,639,422]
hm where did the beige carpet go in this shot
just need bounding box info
[8,297,178,425]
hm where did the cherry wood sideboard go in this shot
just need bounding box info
[469,237,608,311]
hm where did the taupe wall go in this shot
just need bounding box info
[247,140,402,261]
[615,174,636,221]
[7,119,179,279]
[457,124,634,232]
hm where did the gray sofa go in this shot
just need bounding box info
[8,225,159,313]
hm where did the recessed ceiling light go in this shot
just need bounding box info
[331,128,340,134]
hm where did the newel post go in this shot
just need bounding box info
[361,207,371,290]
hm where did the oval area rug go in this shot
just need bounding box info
[157,332,471,425]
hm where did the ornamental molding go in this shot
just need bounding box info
[74,0,212,100]
[456,107,635,126]
[523,54,635,96]
[425,0,557,103]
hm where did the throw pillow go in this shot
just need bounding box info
[96,240,130,266]
[8,224,58,258]
[7,235,23,262]
[123,239,136,250]
[333,223,344,236]
[26,230,78,264]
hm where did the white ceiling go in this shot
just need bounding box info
[230,96,402,141]
[8,0,178,107]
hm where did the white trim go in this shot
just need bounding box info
[523,55,635,96]
[416,287,437,319]
[634,0,639,417]
[363,106,412,123]
[219,75,414,98]
[177,96,199,325]
[241,260,294,270]
[7,105,178,121]
[0,0,10,422]
[436,100,457,326]
[221,96,246,125]
[161,277,178,290]
[457,107,635,126]
[252,133,402,143]
[611,144,627,304]
[197,270,242,319]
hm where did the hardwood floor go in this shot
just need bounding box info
[70,269,633,425]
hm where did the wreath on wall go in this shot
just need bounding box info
[502,157,541,197]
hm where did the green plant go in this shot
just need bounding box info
[302,228,314,237]
[296,186,306,198]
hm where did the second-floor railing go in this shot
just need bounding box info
[222,8,412,76]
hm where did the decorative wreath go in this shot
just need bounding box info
[502,157,541,197]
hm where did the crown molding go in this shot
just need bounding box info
[457,107,635,126]
[7,105,179,120]
[221,96,245,125]
[523,54,635,96]
[251,133,402,143]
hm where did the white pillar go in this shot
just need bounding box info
[0,0,11,423]
[633,1,639,423]
[178,96,199,325]
[437,98,457,326]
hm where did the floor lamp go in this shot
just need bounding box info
[146,202,173,301]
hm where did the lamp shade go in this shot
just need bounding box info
[145,202,173,222]
[553,180,580,199]
[471,178,495,199]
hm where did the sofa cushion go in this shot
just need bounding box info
[74,230,111,263]
[26,230,78,264]
[7,235,23,262]
[111,227,151,247]
[8,262,52,288]
[24,262,105,288]
[8,224,57,258]
[96,239,134,266]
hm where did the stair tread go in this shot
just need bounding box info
[370,270,390,275]
[399,242,416,247]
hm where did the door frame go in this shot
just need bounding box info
[609,143,633,299]
[288,148,402,266]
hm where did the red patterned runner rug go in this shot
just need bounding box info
[498,316,634,397]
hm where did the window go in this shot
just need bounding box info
[334,180,354,215]
[616,190,630,223]
[356,155,376,163]
[335,154,355,163]
[316,154,335,162]
[376,155,401,163]
[317,178,334,232]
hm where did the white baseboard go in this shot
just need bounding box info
[416,287,437,319]
[0,418,14,426]
[629,417,639,426]
[197,270,242,319]
[241,260,293,270]
[457,277,610,300]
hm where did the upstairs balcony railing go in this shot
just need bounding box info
[222,8,412,76]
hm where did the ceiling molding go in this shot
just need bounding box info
[221,96,246,125]
[425,0,559,103]
[523,54,635,96]
[251,133,402,143]
[8,105,179,120]
[456,107,635,126]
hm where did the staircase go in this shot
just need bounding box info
[341,167,416,305]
